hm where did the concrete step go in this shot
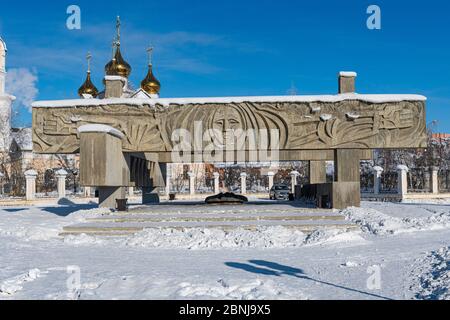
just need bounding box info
[85,213,346,223]
[61,219,358,237]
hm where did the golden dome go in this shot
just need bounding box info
[141,64,160,95]
[105,44,131,77]
[78,71,99,98]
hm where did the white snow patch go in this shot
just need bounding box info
[125,226,308,249]
[32,94,427,109]
[320,114,333,121]
[343,206,450,235]
[0,269,42,296]
[77,124,124,139]
[339,71,357,77]
[340,261,360,268]
[410,247,450,300]
[346,112,360,120]
[175,279,307,300]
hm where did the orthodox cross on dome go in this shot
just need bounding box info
[146,46,153,66]
[86,52,92,73]
[116,16,121,44]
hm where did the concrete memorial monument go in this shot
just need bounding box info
[31,18,427,208]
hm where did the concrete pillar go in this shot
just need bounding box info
[55,169,68,199]
[98,187,126,208]
[188,171,195,195]
[104,76,126,98]
[142,187,160,204]
[372,166,384,195]
[431,166,439,194]
[24,170,38,201]
[165,165,171,195]
[128,186,134,197]
[213,172,220,194]
[334,149,361,182]
[267,171,275,191]
[83,187,92,197]
[397,165,409,196]
[309,160,327,184]
[332,149,361,208]
[0,172,4,195]
[338,71,357,94]
[290,171,300,193]
[240,172,247,195]
[78,124,127,209]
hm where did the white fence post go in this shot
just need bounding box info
[213,172,220,194]
[240,172,247,195]
[397,165,409,197]
[55,169,68,199]
[24,170,38,201]
[188,171,195,195]
[372,166,384,195]
[431,167,439,194]
[290,170,300,193]
[267,171,275,191]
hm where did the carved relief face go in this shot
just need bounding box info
[212,108,243,133]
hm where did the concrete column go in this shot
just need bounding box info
[98,187,126,208]
[334,149,361,182]
[104,76,126,98]
[290,171,300,193]
[338,71,357,94]
[332,149,361,208]
[128,186,134,197]
[78,124,127,209]
[165,165,171,195]
[372,166,384,195]
[24,170,38,201]
[0,172,4,195]
[55,169,68,199]
[309,160,327,184]
[83,187,92,197]
[142,187,160,204]
[188,171,195,195]
[213,172,220,194]
[397,165,409,196]
[267,171,275,191]
[240,172,247,195]
[431,167,439,194]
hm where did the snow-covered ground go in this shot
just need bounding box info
[0,200,449,300]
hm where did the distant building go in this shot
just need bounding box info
[431,133,450,142]
[0,36,79,196]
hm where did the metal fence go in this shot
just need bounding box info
[380,171,398,194]
[360,172,374,193]
[439,169,450,193]
[0,168,81,198]
[407,168,431,193]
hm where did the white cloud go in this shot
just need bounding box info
[5,68,38,112]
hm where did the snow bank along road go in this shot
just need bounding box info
[0,200,449,300]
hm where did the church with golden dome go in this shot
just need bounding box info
[78,16,161,100]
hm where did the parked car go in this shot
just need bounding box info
[269,184,290,200]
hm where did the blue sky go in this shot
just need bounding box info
[1,0,449,131]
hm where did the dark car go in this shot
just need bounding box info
[269,184,290,200]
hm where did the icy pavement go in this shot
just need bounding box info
[0,200,449,300]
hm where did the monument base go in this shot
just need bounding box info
[142,187,160,204]
[301,182,361,209]
[98,187,126,208]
